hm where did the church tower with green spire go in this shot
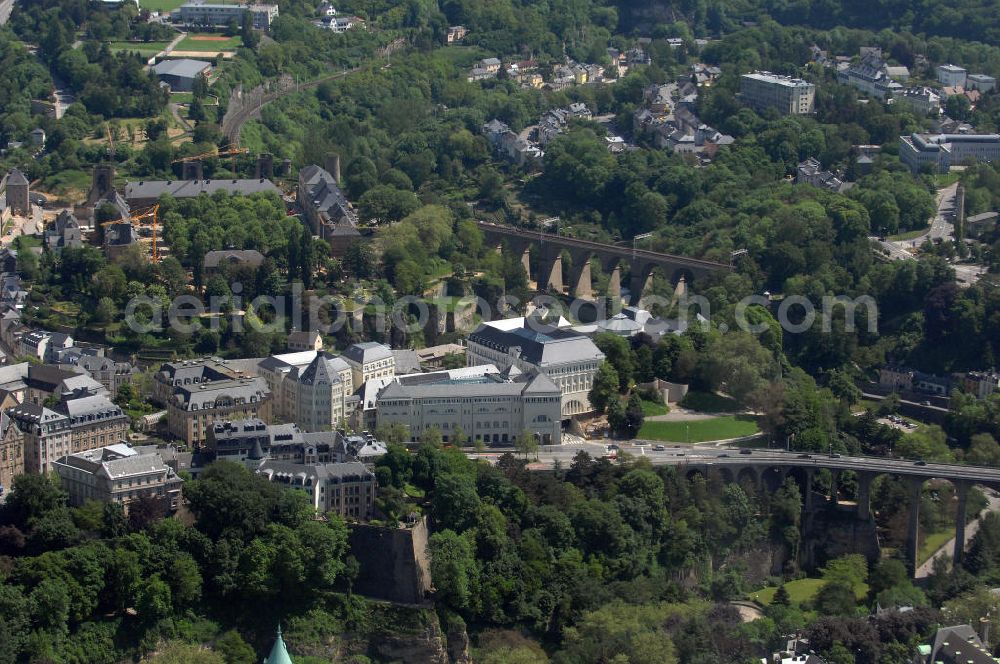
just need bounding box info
[264,625,294,664]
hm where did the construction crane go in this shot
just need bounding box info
[172,147,249,176]
[100,204,162,263]
[105,125,115,159]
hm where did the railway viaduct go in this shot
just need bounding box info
[476,221,730,305]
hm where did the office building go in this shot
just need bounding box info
[376,364,563,445]
[466,318,604,415]
[342,341,395,388]
[899,132,1000,173]
[967,74,996,92]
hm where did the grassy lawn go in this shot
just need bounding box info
[176,34,242,52]
[139,0,186,11]
[15,235,41,249]
[640,399,669,416]
[170,92,195,103]
[752,578,869,607]
[933,172,962,188]
[679,390,739,413]
[637,415,759,443]
[39,169,92,202]
[107,40,170,56]
[919,529,953,563]
[888,228,928,241]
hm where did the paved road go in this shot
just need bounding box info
[915,490,1000,578]
[473,444,1000,486]
[874,183,958,259]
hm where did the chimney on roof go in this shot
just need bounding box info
[324,153,341,184]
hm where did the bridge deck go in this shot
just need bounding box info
[476,221,731,271]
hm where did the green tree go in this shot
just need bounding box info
[516,430,539,460]
[429,529,478,611]
[589,361,620,414]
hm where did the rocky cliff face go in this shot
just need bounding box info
[366,607,471,664]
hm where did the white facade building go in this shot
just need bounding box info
[739,72,815,115]
[52,444,182,510]
[376,365,563,445]
[465,318,604,416]
[936,64,968,88]
[899,132,1000,173]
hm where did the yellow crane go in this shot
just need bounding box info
[172,147,249,175]
[100,204,162,263]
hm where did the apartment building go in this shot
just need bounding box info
[8,403,72,474]
[60,395,129,454]
[52,444,183,510]
[466,318,604,416]
[257,350,354,432]
[152,357,247,406]
[166,376,272,445]
[376,364,563,445]
[0,412,23,495]
[739,72,815,115]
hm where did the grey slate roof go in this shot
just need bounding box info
[203,249,266,269]
[258,459,374,483]
[172,377,270,411]
[379,369,558,400]
[343,341,393,365]
[5,169,28,186]
[468,322,604,367]
[152,58,211,79]
[124,178,280,203]
[298,351,349,385]
[58,394,125,424]
[299,164,357,226]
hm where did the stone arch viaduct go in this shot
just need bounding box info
[476,222,730,305]
[671,451,1000,576]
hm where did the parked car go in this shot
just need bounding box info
[653,445,666,451]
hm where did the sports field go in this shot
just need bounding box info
[139,0,186,11]
[176,34,242,52]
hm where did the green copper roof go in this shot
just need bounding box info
[265,626,293,664]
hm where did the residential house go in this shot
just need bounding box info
[287,330,323,352]
[836,52,903,100]
[59,394,129,455]
[962,371,1000,399]
[896,87,941,116]
[796,158,850,193]
[57,350,134,396]
[44,210,82,251]
[53,443,183,510]
[257,460,376,519]
[446,25,468,43]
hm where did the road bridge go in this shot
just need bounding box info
[513,445,1000,576]
[476,221,730,306]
